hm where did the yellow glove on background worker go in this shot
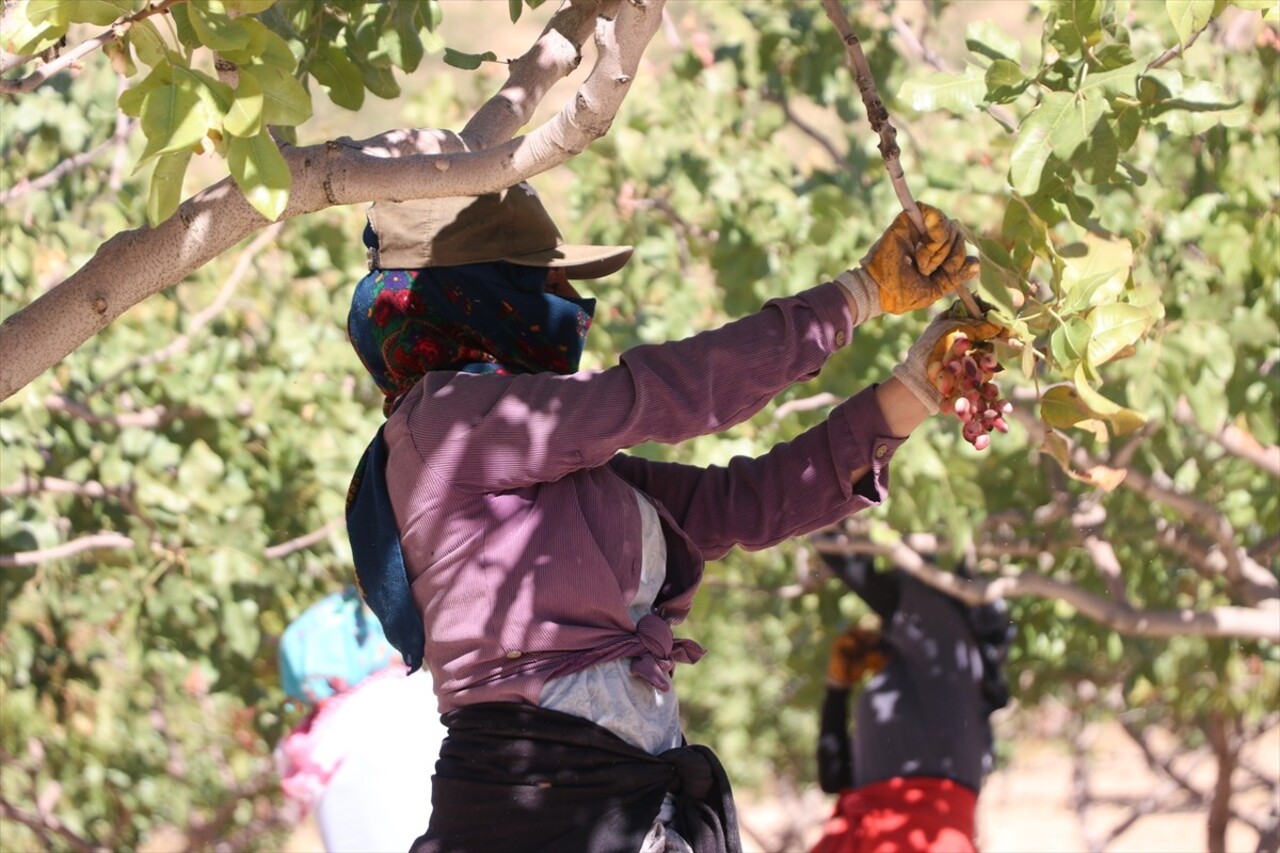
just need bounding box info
[826,626,887,688]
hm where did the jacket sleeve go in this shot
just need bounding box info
[817,686,855,793]
[821,555,901,622]
[395,282,856,492]
[607,386,906,559]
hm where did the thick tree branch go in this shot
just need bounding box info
[0,0,667,402]
[1207,713,1238,853]
[462,0,613,149]
[0,0,181,94]
[87,222,284,396]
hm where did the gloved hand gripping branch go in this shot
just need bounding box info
[835,203,981,325]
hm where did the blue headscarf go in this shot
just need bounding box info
[345,261,596,671]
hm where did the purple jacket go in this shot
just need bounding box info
[382,281,906,713]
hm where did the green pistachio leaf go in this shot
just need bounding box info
[898,67,986,115]
[146,150,192,226]
[243,63,312,126]
[225,69,265,138]
[1166,0,1216,46]
[189,0,252,51]
[138,69,210,162]
[228,132,291,220]
[309,45,365,110]
[443,48,498,71]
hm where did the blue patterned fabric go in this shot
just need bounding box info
[345,260,596,671]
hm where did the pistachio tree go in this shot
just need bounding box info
[1,0,1277,850]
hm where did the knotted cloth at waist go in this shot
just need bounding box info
[410,702,742,853]
[627,612,706,690]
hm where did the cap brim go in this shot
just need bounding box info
[505,244,634,280]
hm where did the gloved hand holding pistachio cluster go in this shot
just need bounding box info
[893,303,1012,451]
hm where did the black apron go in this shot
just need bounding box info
[410,702,742,853]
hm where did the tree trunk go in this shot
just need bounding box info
[1206,711,1238,853]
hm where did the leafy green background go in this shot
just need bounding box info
[2,0,1277,849]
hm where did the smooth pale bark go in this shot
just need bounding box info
[0,0,665,401]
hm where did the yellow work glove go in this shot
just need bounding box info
[826,626,887,688]
[858,203,981,315]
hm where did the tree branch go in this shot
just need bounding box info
[0,0,182,95]
[44,395,205,429]
[1113,707,1274,843]
[1175,398,1280,477]
[772,392,841,421]
[820,0,920,228]
[0,518,346,566]
[86,222,284,396]
[462,0,612,149]
[0,475,122,500]
[1252,533,1280,568]
[1083,532,1131,606]
[761,89,851,173]
[1083,446,1278,606]
[1207,713,1240,853]
[0,118,136,205]
[1014,408,1277,607]
[812,534,1280,641]
[1147,22,1208,71]
[820,0,982,318]
[0,531,135,567]
[0,801,97,853]
[0,0,668,402]
[263,519,343,560]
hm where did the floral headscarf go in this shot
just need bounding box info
[348,262,596,413]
